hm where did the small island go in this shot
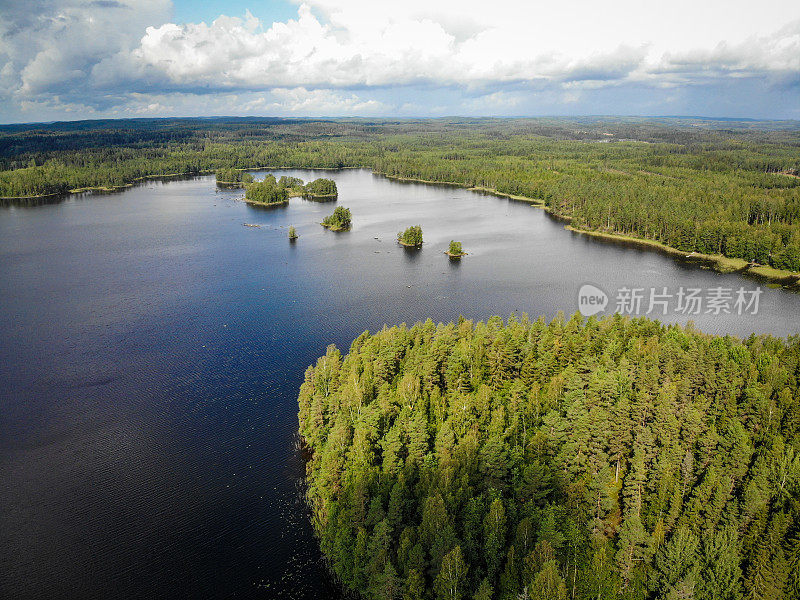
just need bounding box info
[445,239,467,257]
[244,175,289,206]
[303,178,338,199]
[397,225,423,247]
[288,225,298,240]
[321,206,352,231]
[215,168,254,187]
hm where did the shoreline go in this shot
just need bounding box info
[375,172,547,206]
[377,172,800,286]
[321,222,350,231]
[565,226,800,287]
[8,164,800,286]
[245,199,289,208]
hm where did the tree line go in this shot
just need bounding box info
[2,118,800,271]
[298,314,800,600]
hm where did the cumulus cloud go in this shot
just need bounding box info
[0,0,799,120]
[0,1,170,99]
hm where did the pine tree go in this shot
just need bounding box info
[615,513,651,589]
[697,526,742,600]
[529,560,567,600]
[472,578,493,600]
[650,526,700,600]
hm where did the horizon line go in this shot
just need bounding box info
[2,114,800,128]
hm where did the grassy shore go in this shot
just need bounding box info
[321,222,350,231]
[565,225,800,287]
[245,199,289,208]
[11,163,800,286]
[468,186,547,205]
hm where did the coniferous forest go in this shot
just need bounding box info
[298,315,800,600]
[215,168,254,185]
[2,117,800,274]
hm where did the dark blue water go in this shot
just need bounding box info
[2,169,799,600]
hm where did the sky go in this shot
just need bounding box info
[0,0,798,123]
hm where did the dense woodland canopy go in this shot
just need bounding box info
[279,175,305,189]
[215,168,253,185]
[244,175,288,205]
[1,117,800,270]
[298,315,800,600]
[304,177,338,197]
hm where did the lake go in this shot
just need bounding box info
[2,169,799,599]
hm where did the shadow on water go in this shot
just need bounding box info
[401,244,423,263]
[447,254,463,269]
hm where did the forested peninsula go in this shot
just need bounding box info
[2,117,800,280]
[298,314,800,600]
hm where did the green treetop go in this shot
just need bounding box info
[278,176,305,189]
[398,225,423,246]
[448,240,464,256]
[321,206,352,230]
[216,168,254,185]
[297,314,800,600]
[244,177,288,204]
[304,178,338,197]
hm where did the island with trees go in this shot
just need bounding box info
[2,117,800,283]
[215,168,254,187]
[321,206,352,231]
[298,314,800,600]
[398,225,423,247]
[278,175,305,189]
[303,178,338,199]
[288,225,298,240]
[244,175,289,206]
[446,240,466,258]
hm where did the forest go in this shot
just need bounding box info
[298,314,800,600]
[215,168,254,185]
[1,117,800,272]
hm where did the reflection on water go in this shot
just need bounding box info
[2,169,800,600]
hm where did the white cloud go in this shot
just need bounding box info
[122,1,800,90]
[0,0,799,120]
[0,0,170,99]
